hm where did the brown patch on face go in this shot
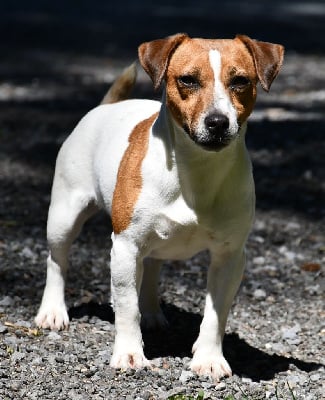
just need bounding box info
[164,40,215,136]
[216,39,258,124]
[229,71,257,125]
[112,112,159,234]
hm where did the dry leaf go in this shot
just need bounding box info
[4,321,42,336]
[300,262,321,272]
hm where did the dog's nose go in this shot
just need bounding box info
[204,113,229,135]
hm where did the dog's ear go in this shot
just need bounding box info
[138,33,189,90]
[236,35,284,92]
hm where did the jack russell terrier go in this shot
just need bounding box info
[35,33,284,380]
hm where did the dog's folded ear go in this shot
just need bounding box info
[236,35,284,92]
[138,33,189,90]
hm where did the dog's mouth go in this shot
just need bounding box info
[183,112,241,152]
[193,134,233,152]
[183,124,239,152]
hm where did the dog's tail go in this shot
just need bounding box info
[100,63,137,105]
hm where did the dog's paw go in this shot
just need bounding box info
[141,310,169,331]
[35,304,69,330]
[190,351,232,381]
[110,351,150,369]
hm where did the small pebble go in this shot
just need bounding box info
[271,343,287,354]
[16,320,31,328]
[20,247,35,259]
[310,373,320,382]
[11,352,26,363]
[0,296,14,307]
[47,331,61,340]
[253,256,265,265]
[287,374,302,387]
[281,324,301,340]
[253,289,267,300]
[215,382,226,391]
[0,323,8,334]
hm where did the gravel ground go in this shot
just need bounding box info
[1,2,325,399]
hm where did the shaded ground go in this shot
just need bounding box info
[0,1,324,399]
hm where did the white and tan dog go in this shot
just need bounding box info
[35,33,284,380]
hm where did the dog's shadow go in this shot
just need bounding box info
[69,302,322,381]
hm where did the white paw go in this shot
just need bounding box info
[110,351,150,369]
[35,303,69,330]
[190,351,232,381]
[141,310,169,331]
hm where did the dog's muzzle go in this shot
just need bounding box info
[196,112,233,151]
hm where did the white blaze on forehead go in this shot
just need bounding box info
[208,50,238,133]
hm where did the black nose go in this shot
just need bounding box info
[204,113,229,135]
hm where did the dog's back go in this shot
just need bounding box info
[52,63,160,213]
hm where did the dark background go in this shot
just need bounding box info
[1,0,325,89]
[1,0,324,220]
[2,0,325,58]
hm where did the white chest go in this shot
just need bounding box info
[145,196,226,260]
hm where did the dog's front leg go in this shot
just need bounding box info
[109,236,150,369]
[190,249,246,381]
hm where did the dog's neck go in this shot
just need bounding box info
[155,99,250,213]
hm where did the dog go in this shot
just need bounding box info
[35,33,284,380]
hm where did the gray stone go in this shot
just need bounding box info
[310,373,320,382]
[253,288,267,300]
[0,296,14,306]
[11,351,26,363]
[47,331,61,340]
[0,323,8,334]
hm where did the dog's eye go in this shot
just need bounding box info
[178,75,200,88]
[229,76,251,91]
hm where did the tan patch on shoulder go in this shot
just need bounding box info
[112,112,159,234]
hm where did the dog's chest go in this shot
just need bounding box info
[146,197,221,260]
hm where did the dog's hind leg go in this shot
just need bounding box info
[35,186,98,330]
[139,258,168,330]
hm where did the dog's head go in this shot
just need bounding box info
[139,33,284,151]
